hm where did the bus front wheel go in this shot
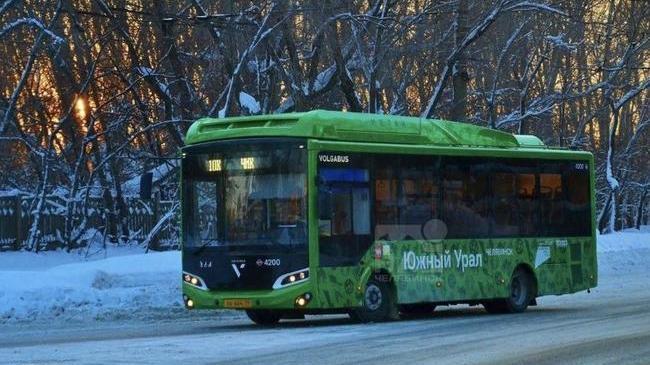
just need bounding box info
[351,279,399,322]
[246,309,281,325]
[484,267,534,314]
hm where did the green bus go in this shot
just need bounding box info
[180,110,596,325]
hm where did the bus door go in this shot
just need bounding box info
[317,165,372,267]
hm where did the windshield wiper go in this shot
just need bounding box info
[192,239,220,256]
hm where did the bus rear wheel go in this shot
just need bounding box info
[484,267,533,314]
[351,279,398,323]
[245,309,281,325]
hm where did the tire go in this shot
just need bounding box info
[348,310,361,322]
[482,300,507,314]
[484,267,534,314]
[245,310,281,325]
[399,303,436,317]
[352,278,399,323]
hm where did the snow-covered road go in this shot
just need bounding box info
[0,231,649,364]
[1,277,649,365]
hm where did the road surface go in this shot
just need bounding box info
[1,249,649,365]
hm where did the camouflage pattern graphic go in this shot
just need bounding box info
[183,235,596,311]
[313,236,597,308]
[314,266,364,308]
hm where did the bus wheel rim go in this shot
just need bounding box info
[365,284,383,311]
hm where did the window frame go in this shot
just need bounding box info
[315,148,592,255]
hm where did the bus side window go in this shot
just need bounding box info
[318,189,333,237]
[399,159,439,238]
[492,172,519,237]
[539,172,563,234]
[323,187,370,236]
[331,189,352,235]
[375,165,399,228]
[517,173,537,236]
[564,167,591,236]
[317,167,371,266]
[375,155,441,241]
[352,188,370,235]
[442,159,490,239]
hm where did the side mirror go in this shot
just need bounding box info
[140,172,153,200]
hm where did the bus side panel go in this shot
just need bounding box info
[371,239,520,304]
[536,265,572,295]
[586,155,598,289]
[368,236,594,304]
[536,236,597,295]
[313,266,364,309]
[583,236,598,289]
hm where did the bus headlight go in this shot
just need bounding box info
[182,272,208,290]
[272,268,310,289]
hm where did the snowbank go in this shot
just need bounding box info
[0,248,183,323]
[597,226,650,252]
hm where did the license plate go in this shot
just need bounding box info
[223,299,252,308]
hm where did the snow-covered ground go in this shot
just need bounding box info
[0,228,648,324]
[597,225,650,252]
[0,246,185,323]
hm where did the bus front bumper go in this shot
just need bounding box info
[182,281,314,310]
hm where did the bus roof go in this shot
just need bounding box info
[185,109,547,150]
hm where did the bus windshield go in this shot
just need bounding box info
[183,142,307,248]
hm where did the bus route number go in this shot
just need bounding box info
[575,163,588,171]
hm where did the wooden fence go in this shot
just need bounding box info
[0,195,178,251]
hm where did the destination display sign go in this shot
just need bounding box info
[201,155,272,173]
